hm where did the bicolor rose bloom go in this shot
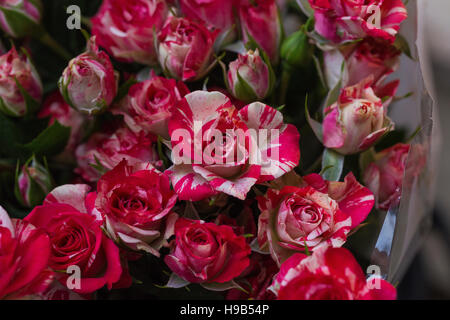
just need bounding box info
[38,91,84,154]
[165,218,251,284]
[0,206,53,300]
[158,16,218,82]
[75,125,160,182]
[59,37,118,115]
[227,49,271,103]
[95,160,178,256]
[226,253,278,300]
[363,143,410,210]
[308,0,408,43]
[0,47,42,117]
[168,90,300,201]
[91,0,168,65]
[322,78,394,155]
[257,173,374,265]
[16,156,53,208]
[0,0,42,38]
[179,0,236,40]
[114,74,189,138]
[271,246,397,300]
[240,0,282,64]
[25,184,127,294]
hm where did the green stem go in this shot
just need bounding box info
[279,66,292,106]
[39,32,72,61]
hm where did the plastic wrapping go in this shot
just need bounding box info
[369,0,439,284]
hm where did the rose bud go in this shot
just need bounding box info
[325,38,401,88]
[91,0,168,66]
[59,37,119,115]
[257,173,374,265]
[226,49,271,103]
[281,26,313,69]
[0,0,42,38]
[25,184,129,294]
[271,246,397,300]
[0,47,43,117]
[158,16,218,81]
[179,0,237,43]
[164,218,251,284]
[322,78,394,155]
[38,91,85,155]
[240,0,282,65]
[0,205,54,300]
[308,0,408,44]
[94,160,178,256]
[114,74,189,138]
[363,143,410,210]
[75,125,160,183]
[15,156,54,208]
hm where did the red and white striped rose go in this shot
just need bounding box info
[257,173,374,265]
[167,90,300,201]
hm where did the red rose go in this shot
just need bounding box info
[25,184,127,294]
[165,218,251,284]
[95,160,178,256]
[0,206,53,299]
[272,247,397,300]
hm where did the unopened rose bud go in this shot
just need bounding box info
[281,27,313,69]
[227,49,271,102]
[59,36,118,115]
[0,0,42,38]
[15,156,53,208]
[0,47,43,117]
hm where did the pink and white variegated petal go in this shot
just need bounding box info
[323,107,346,149]
[0,205,14,235]
[239,102,300,181]
[327,173,375,229]
[44,184,91,213]
[193,164,261,200]
[166,164,217,201]
[184,91,232,124]
[117,232,161,257]
[358,127,389,151]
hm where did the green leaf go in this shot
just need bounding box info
[321,148,344,181]
[305,95,323,142]
[359,148,376,174]
[394,34,413,60]
[0,6,44,38]
[201,280,248,294]
[296,0,314,17]
[24,120,70,157]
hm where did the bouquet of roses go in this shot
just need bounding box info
[0,0,431,300]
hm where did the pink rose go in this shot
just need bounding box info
[25,184,127,294]
[0,47,42,117]
[59,37,118,115]
[309,0,407,43]
[257,173,374,265]
[91,0,168,65]
[94,160,178,256]
[227,49,271,103]
[75,125,160,182]
[179,0,236,39]
[0,0,42,38]
[239,0,282,64]
[114,74,189,138]
[165,218,251,284]
[0,206,53,299]
[363,143,410,210]
[271,246,396,300]
[158,16,218,81]
[168,91,300,201]
[38,91,84,154]
[322,78,394,155]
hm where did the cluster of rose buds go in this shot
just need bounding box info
[0,0,416,301]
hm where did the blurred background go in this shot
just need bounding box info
[398,0,450,300]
